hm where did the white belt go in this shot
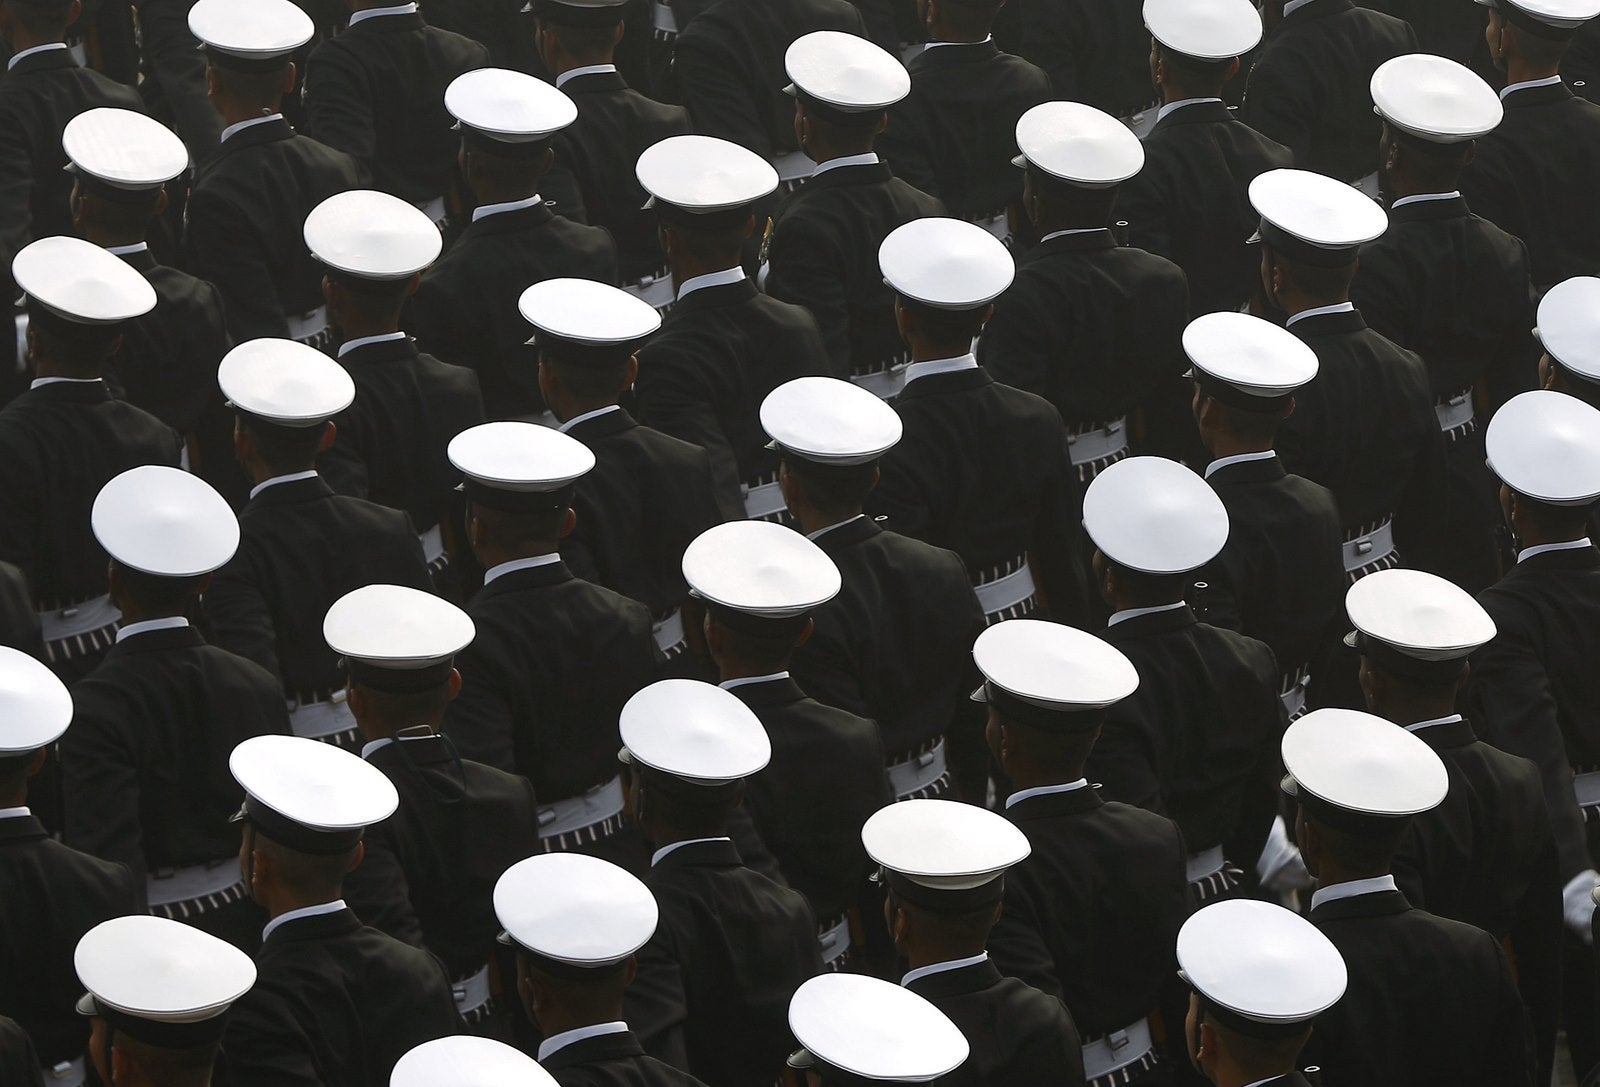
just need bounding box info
[417,196,448,230]
[1575,771,1600,810]
[39,594,120,645]
[14,312,27,375]
[623,274,676,313]
[743,479,787,521]
[45,1058,87,1087]
[850,363,908,401]
[887,740,946,800]
[147,861,244,907]
[538,775,625,839]
[1081,1017,1154,1081]
[419,524,445,566]
[1121,107,1159,141]
[818,916,851,966]
[1435,389,1475,433]
[976,212,1009,243]
[1186,845,1226,885]
[451,964,493,1016]
[771,151,813,185]
[1341,519,1395,574]
[288,694,357,741]
[1067,418,1129,467]
[286,305,330,346]
[652,608,686,654]
[1352,172,1381,199]
[652,0,678,36]
[973,561,1035,617]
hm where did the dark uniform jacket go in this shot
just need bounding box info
[634,277,827,519]
[0,1014,42,1087]
[561,407,723,618]
[223,906,459,1087]
[1469,543,1600,883]
[1198,454,1346,679]
[1460,79,1600,290]
[1119,100,1296,317]
[904,958,1086,1087]
[303,9,489,203]
[0,560,40,656]
[343,734,541,979]
[320,337,485,535]
[729,676,891,922]
[1242,0,1417,181]
[1360,0,1491,72]
[0,813,138,1068]
[1093,606,1284,866]
[877,41,1052,221]
[444,559,658,801]
[541,1028,709,1087]
[408,201,618,419]
[553,69,692,283]
[990,0,1150,117]
[790,516,985,761]
[763,160,947,379]
[1302,887,1535,1086]
[0,381,180,612]
[204,473,431,696]
[670,0,866,159]
[629,838,820,1086]
[61,623,289,894]
[866,366,1091,625]
[988,787,1190,1040]
[184,117,366,343]
[135,0,223,156]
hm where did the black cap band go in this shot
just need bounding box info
[203,47,295,74]
[1258,220,1361,269]
[703,601,810,640]
[796,91,886,129]
[1350,632,1469,686]
[463,480,574,515]
[1496,1,1581,40]
[1196,994,1315,1042]
[535,0,627,25]
[459,126,553,161]
[651,199,759,231]
[1193,373,1295,413]
[1285,780,1413,838]
[343,657,455,695]
[237,795,365,856]
[72,169,168,204]
[885,869,1005,914]
[979,681,1106,733]
[93,1000,230,1050]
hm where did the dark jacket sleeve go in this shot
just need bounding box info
[341,821,426,950]
[203,551,283,680]
[184,189,292,343]
[763,215,853,379]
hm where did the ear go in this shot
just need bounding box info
[1281,395,1297,422]
[234,419,253,463]
[447,667,463,702]
[403,271,422,300]
[976,302,995,332]
[155,188,170,217]
[740,213,756,241]
[206,64,221,99]
[346,839,366,873]
[868,465,881,493]
[347,683,366,720]
[792,617,815,650]
[623,953,638,986]
[624,353,640,390]
[559,507,577,539]
[281,62,297,96]
[322,274,337,311]
[612,20,625,47]
[1225,56,1240,82]
[27,748,47,777]
[319,420,337,453]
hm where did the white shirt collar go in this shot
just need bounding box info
[1282,0,1317,15]
[807,513,866,541]
[1501,74,1563,100]
[676,266,746,302]
[558,404,624,433]
[1157,96,1223,123]
[538,1022,630,1062]
[349,2,418,25]
[923,35,992,51]
[483,553,563,584]
[651,836,733,867]
[360,734,433,759]
[115,617,190,643]
[1005,779,1089,809]
[250,470,320,501]
[337,331,407,358]
[1518,537,1593,563]
[1310,873,1397,912]
[1404,713,1463,734]
[7,42,70,70]
[471,195,542,223]
[0,806,31,820]
[1038,228,1105,244]
[1203,450,1278,479]
[29,377,103,390]
[262,899,347,941]
[812,152,880,178]
[555,63,617,89]
[904,353,979,386]
[1391,190,1461,210]
[719,672,790,691]
[221,113,284,144]
[1285,301,1356,328]
[1107,601,1187,627]
[105,242,149,256]
[902,952,989,987]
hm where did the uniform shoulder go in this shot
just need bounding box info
[39,836,138,903]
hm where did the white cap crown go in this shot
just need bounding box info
[761,376,903,465]
[93,466,240,577]
[1144,0,1263,59]
[972,619,1140,710]
[861,799,1030,890]
[219,339,356,426]
[445,68,577,142]
[1184,312,1320,397]
[64,108,188,191]
[13,236,157,324]
[1536,276,1600,384]
[1249,169,1388,250]
[519,278,662,346]
[789,974,968,1082]
[324,585,475,669]
[305,190,443,281]
[188,0,313,59]
[1178,900,1347,1025]
[1083,456,1230,574]
[785,31,910,111]
[1371,54,1502,143]
[1345,568,1496,660]
[448,421,597,492]
[879,217,1014,310]
[230,735,400,832]
[1282,708,1449,818]
[1015,101,1145,187]
[1485,390,1600,506]
[391,1037,560,1087]
[620,679,772,783]
[0,646,73,754]
[636,134,780,212]
[76,916,256,1024]
[682,521,842,618]
[495,853,658,965]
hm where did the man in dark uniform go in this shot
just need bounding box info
[524,278,722,667]
[0,649,138,1087]
[494,854,708,1087]
[682,520,889,970]
[135,0,223,157]
[0,238,180,686]
[1283,708,1536,1085]
[224,734,459,1087]
[327,584,542,1032]
[762,31,945,395]
[1348,568,1562,1083]
[877,0,1050,226]
[1187,312,1345,724]
[978,620,1190,1084]
[407,67,617,423]
[1084,457,1286,905]
[1461,0,1600,291]
[619,680,821,1085]
[977,102,1189,483]
[864,799,1086,1086]
[443,421,659,866]
[63,467,287,952]
[1538,276,1600,411]
[183,0,367,349]
[1354,55,1540,593]
[1243,0,1416,188]
[302,0,488,223]
[633,135,828,523]
[990,0,1151,122]
[866,218,1091,628]
[0,562,39,655]
[305,190,485,588]
[536,0,691,285]
[1467,390,1600,1073]
[204,340,432,750]
[1120,0,1295,321]
[0,1016,42,1087]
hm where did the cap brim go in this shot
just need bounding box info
[1343,629,1360,650]
[786,1049,816,1070]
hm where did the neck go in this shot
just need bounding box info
[248,461,314,486]
[0,783,26,808]
[112,600,187,627]
[1277,291,1347,320]
[669,254,740,291]
[1504,52,1559,88]
[1031,213,1103,236]
[1003,762,1085,794]
[645,820,727,851]
[1214,1062,1294,1087]
[264,885,341,922]
[471,178,541,208]
[1313,861,1390,892]
[907,339,972,364]
[1205,430,1275,461]
[1514,514,1585,550]
[218,100,282,128]
[537,992,626,1041]
[904,939,986,971]
[791,503,860,537]
[551,52,614,78]
[928,18,987,43]
[550,395,617,425]
[1386,170,1460,202]
[1159,81,1222,106]
[715,656,790,684]
[333,313,402,344]
[31,357,101,380]
[1375,695,1457,728]
[477,541,560,570]
[809,139,875,165]
[80,221,148,249]
[7,27,64,55]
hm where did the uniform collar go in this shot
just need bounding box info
[1107,601,1187,627]
[677,266,746,302]
[904,353,979,385]
[1157,96,1223,123]
[115,616,190,643]
[813,152,880,178]
[7,42,69,71]
[902,952,989,987]
[1309,873,1396,912]
[483,553,563,584]
[923,34,992,51]
[1282,0,1317,15]
[262,899,348,942]
[1501,74,1563,100]
[250,470,320,501]
[30,376,104,390]
[337,331,407,357]
[555,63,617,89]
[105,242,149,257]
[558,404,624,433]
[221,113,285,144]
[0,806,30,820]
[1518,537,1592,563]
[1404,713,1463,734]
[807,513,867,541]
[360,734,433,759]
[1390,190,1461,210]
[349,2,418,25]
[1005,779,1089,809]
[719,671,791,690]
[539,1022,630,1062]
[1285,301,1355,328]
[651,836,733,867]
[472,195,542,223]
[1204,450,1277,479]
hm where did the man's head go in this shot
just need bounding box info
[446,67,577,204]
[788,973,970,1085]
[1014,102,1144,233]
[1344,567,1495,722]
[916,0,1004,42]
[0,645,73,805]
[15,235,155,377]
[190,0,312,120]
[1370,54,1500,204]
[636,134,777,281]
[785,30,908,162]
[1143,0,1259,101]
[1535,276,1600,409]
[523,278,660,423]
[879,216,1012,356]
[0,0,78,53]
[1082,455,1227,611]
[1484,2,1578,75]
[1249,168,1387,317]
[232,414,336,478]
[304,191,446,342]
[533,0,626,76]
[96,465,238,623]
[219,338,355,482]
[1149,40,1239,101]
[1191,384,1294,454]
[1484,390,1600,548]
[62,106,189,249]
[449,421,595,565]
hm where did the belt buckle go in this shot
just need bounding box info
[915,750,935,770]
[451,982,468,1002]
[1355,538,1374,556]
[59,605,80,620]
[1108,1028,1130,1052]
[1103,419,1123,436]
[50,1062,76,1080]
[330,688,348,706]
[536,807,557,828]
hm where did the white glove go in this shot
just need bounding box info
[1257,815,1314,906]
[1563,870,1599,944]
